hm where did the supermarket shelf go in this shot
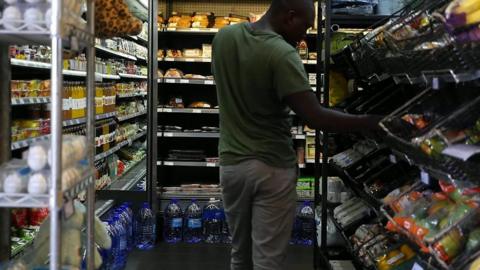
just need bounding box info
[11,135,50,151]
[95,199,115,217]
[10,59,51,69]
[104,159,147,191]
[117,92,147,98]
[162,26,368,36]
[98,73,121,80]
[118,73,148,79]
[94,130,146,161]
[136,55,148,61]
[0,173,93,208]
[160,131,220,138]
[160,57,211,63]
[160,78,215,85]
[0,22,94,46]
[159,160,219,167]
[95,45,137,61]
[136,36,148,44]
[330,14,390,28]
[11,59,120,80]
[63,112,117,127]
[154,57,318,65]
[11,97,50,105]
[117,111,147,122]
[95,141,128,161]
[163,27,219,34]
[392,70,480,85]
[158,107,219,114]
[159,192,222,200]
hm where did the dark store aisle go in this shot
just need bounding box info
[126,243,313,270]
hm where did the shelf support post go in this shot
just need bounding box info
[0,45,12,263]
[86,0,97,269]
[50,0,64,268]
[147,0,159,214]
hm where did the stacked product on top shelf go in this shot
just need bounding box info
[321,0,480,269]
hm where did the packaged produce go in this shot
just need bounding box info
[376,244,416,270]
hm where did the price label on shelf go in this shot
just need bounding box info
[180,79,190,84]
[202,58,211,62]
[165,79,176,83]
[163,108,172,113]
[206,162,217,167]
[192,109,202,113]
[164,57,174,61]
[185,58,195,62]
[421,171,430,185]
[164,161,174,166]
[164,132,173,137]
[205,80,214,85]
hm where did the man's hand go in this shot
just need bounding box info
[284,91,384,133]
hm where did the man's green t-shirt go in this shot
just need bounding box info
[212,23,311,168]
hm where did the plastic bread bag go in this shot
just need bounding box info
[47,135,88,169]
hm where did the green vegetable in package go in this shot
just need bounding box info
[466,228,480,253]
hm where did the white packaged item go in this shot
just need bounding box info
[1,159,31,194]
[333,197,360,216]
[24,7,43,30]
[339,205,370,227]
[2,6,22,30]
[28,171,49,194]
[335,201,366,220]
[202,44,212,58]
[27,143,49,171]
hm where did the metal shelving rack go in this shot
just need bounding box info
[0,0,97,269]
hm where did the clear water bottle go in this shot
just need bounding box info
[119,204,134,251]
[135,202,156,250]
[296,201,315,246]
[106,218,120,270]
[203,198,224,244]
[115,210,129,261]
[163,199,183,244]
[113,214,127,269]
[183,199,203,243]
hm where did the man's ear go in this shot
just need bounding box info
[286,10,296,25]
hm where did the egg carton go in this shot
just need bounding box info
[0,0,87,38]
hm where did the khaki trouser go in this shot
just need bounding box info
[220,159,298,270]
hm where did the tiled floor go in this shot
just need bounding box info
[125,243,314,270]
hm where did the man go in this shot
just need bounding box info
[212,0,380,269]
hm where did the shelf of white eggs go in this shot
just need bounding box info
[0,0,92,45]
[0,135,92,208]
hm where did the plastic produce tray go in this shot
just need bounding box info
[381,86,480,142]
